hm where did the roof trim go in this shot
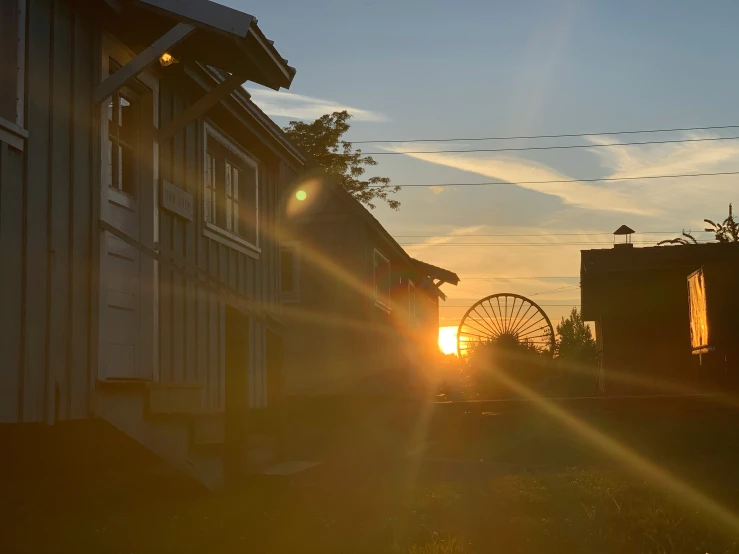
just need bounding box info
[136,0,255,38]
[411,258,460,286]
[98,0,296,90]
[200,66,307,167]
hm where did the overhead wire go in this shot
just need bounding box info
[365,135,739,155]
[367,170,739,188]
[398,241,713,247]
[392,231,713,238]
[352,124,739,144]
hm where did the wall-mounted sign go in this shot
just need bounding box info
[162,180,193,221]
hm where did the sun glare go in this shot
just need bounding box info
[438,326,458,355]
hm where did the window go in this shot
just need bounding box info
[100,52,152,209]
[107,91,140,196]
[374,249,391,311]
[0,0,26,133]
[408,280,417,326]
[280,242,300,301]
[203,123,259,254]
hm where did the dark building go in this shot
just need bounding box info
[278,175,459,399]
[581,232,739,394]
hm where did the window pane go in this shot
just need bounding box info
[240,165,257,244]
[226,197,232,231]
[106,139,113,188]
[0,0,19,122]
[204,153,214,223]
[225,161,232,198]
[121,144,135,195]
[117,144,124,191]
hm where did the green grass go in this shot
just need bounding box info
[5,406,739,553]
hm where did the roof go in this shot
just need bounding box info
[581,242,739,276]
[614,224,635,235]
[89,0,295,90]
[411,259,460,286]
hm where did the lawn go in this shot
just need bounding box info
[5,399,739,553]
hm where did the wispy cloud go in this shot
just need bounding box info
[388,133,739,218]
[389,147,652,215]
[246,88,387,122]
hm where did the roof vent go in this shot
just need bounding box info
[613,225,634,249]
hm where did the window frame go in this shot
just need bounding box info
[106,86,142,200]
[0,0,27,149]
[280,241,301,302]
[202,121,261,257]
[373,248,391,313]
[408,279,417,327]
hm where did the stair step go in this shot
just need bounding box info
[190,413,225,448]
[147,384,204,416]
[259,460,322,476]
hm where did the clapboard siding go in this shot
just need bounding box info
[2,0,294,424]
[0,0,97,423]
[24,0,52,422]
[153,76,286,410]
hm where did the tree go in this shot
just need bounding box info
[556,308,597,364]
[283,111,401,210]
[658,204,737,245]
[466,336,549,398]
[705,203,738,243]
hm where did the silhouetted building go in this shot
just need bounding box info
[581,234,739,394]
[279,176,459,399]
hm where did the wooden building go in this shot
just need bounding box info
[0,0,309,489]
[278,175,459,399]
[581,235,739,394]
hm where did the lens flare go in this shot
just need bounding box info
[296,190,307,201]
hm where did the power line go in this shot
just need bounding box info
[440,303,580,308]
[530,285,581,297]
[352,124,739,144]
[366,135,739,156]
[400,241,713,247]
[393,231,713,237]
[368,170,739,188]
[461,276,579,280]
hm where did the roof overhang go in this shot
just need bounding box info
[411,258,460,286]
[85,0,296,90]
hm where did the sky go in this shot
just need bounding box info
[224,0,739,345]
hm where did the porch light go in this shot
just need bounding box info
[159,52,178,67]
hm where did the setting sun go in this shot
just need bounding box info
[438,326,458,356]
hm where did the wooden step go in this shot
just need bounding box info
[260,460,322,476]
[190,413,225,455]
[147,384,204,416]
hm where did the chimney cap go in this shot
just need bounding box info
[614,225,635,236]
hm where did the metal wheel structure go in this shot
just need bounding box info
[456,293,555,357]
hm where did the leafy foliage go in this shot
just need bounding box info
[555,308,597,365]
[657,203,738,245]
[704,203,739,242]
[465,334,550,397]
[284,110,401,210]
[657,231,698,246]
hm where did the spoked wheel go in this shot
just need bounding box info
[456,293,555,357]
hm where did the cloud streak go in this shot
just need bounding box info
[388,132,739,218]
[246,88,387,122]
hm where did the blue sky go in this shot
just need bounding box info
[225,0,739,329]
